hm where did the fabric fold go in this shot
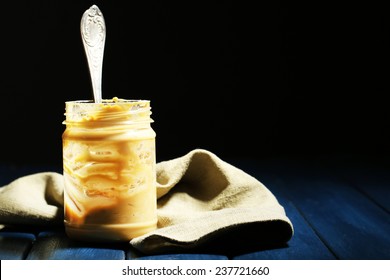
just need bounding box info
[0,172,64,226]
[131,149,293,254]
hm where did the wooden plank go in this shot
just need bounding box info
[126,246,229,260]
[26,230,125,260]
[0,232,35,260]
[336,166,390,213]
[133,254,228,260]
[271,161,390,260]
[234,200,335,260]
[228,164,335,260]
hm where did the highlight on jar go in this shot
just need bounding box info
[62,98,157,242]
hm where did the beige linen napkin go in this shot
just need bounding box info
[0,172,64,226]
[0,149,293,254]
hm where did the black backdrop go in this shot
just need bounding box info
[1,1,389,167]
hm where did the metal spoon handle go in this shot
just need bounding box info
[80,5,106,103]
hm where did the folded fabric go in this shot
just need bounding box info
[0,149,293,254]
[0,172,64,226]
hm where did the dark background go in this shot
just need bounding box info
[1,1,389,168]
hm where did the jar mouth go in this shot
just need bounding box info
[63,98,152,124]
[65,98,150,104]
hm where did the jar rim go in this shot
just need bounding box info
[65,99,150,104]
[63,98,152,124]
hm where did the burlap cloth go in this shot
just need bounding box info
[0,149,293,254]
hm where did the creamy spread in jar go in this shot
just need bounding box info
[62,98,157,242]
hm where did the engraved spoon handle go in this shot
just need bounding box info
[80,5,106,103]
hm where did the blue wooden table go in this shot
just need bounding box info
[1,157,389,260]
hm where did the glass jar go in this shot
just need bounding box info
[62,98,157,242]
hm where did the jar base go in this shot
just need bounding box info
[64,219,157,242]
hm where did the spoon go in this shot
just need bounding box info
[80,5,106,103]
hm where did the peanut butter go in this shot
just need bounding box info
[62,98,157,242]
